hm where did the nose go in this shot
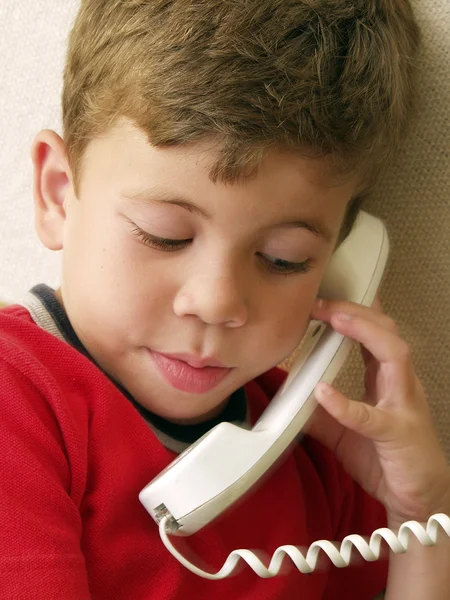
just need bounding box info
[173,259,249,327]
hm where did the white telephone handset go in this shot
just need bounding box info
[140,212,387,533]
[139,212,450,579]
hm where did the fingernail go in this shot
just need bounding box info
[315,298,326,310]
[336,312,352,321]
[317,382,334,396]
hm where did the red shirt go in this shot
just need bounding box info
[0,305,387,599]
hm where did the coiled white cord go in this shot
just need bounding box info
[158,513,450,580]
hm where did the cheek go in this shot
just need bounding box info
[97,244,179,327]
[273,306,310,350]
[62,213,143,314]
[255,280,320,362]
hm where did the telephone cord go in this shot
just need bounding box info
[159,513,450,580]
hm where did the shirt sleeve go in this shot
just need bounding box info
[302,436,388,600]
[0,357,92,600]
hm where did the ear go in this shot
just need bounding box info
[30,130,73,251]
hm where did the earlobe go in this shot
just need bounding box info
[31,130,72,251]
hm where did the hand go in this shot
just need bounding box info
[305,297,450,528]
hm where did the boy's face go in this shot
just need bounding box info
[36,119,357,424]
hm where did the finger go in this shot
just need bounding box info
[329,312,417,399]
[314,382,392,442]
[313,298,397,332]
[360,343,375,367]
[329,311,408,365]
[357,294,384,365]
[372,295,382,312]
[312,298,398,335]
[302,404,345,453]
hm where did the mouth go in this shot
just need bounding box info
[149,350,232,394]
[158,351,227,369]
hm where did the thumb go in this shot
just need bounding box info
[303,403,345,452]
[314,382,389,441]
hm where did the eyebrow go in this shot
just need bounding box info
[123,188,333,242]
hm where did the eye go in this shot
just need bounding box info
[131,224,191,252]
[258,253,314,275]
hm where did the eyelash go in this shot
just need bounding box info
[131,225,191,252]
[130,225,313,275]
[259,255,313,275]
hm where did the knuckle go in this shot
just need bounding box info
[355,402,372,427]
[396,340,411,363]
[405,413,422,434]
[383,316,398,334]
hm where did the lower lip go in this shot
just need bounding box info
[150,351,232,394]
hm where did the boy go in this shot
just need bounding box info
[1,0,449,598]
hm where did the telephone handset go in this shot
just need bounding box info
[140,212,388,535]
[139,212,450,579]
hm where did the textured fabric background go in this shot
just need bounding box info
[0,2,449,457]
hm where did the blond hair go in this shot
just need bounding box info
[63,0,420,230]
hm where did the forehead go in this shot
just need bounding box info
[77,118,358,210]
